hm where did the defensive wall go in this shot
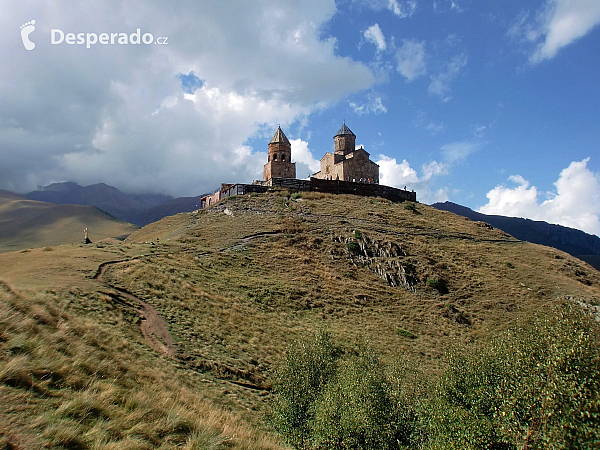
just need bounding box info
[200,178,416,208]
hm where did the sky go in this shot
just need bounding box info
[1,0,600,235]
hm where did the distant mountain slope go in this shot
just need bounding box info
[135,195,204,226]
[431,201,600,270]
[0,193,138,252]
[0,190,26,201]
[24,182,205,226]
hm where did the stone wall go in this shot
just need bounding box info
[202,178,416,209]
[308,178,416,203]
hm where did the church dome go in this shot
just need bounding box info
[334,121,356,138]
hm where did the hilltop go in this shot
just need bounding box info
[0,191,138,253]
[0,191,598,448]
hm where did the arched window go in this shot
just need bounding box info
[273,154,278,161]
[281,154,286,161]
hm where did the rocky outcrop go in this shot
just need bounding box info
[334,233,418,291]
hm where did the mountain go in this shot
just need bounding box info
[0,191,138,252]
[431,201,600,271]
[24,182,205,226]
[135,195,204,226]
[1,192,598,447]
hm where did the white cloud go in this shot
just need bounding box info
[349,93,387,115]
[388,0,417,18]
[425,122,445,135]
[363,0,417,18]
[0,0,375,196]
[291,138,320,176]
[478,158,600,236]
[433,0,463,14]
[427,53,468,100]
[471,123,488,138]
[509,0,600,63]
[364,23,387,51]
[396,39,427,81]
[376,155,448,203]
[440,140,482,164]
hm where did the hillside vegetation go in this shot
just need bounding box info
[0,191,598,448]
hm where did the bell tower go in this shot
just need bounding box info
[334,121,356,156]
[264,126,296,180]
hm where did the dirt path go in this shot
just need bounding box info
[94,259,177,358]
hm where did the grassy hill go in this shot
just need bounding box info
[0,193,138,252]
[0,191,598,448]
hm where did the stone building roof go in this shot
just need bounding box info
[334,121,356,138]
[270,126,290,145]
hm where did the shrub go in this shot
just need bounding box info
[426,278,449,294]
[428,305,600,449]
[270,331,340,448]
[397,329,417,339]
[347,241,361,255]
[404,202,420,214]
[310,350,398,450]
[271,336,418,449]
[353,230,363,239]
[291,192,303,200]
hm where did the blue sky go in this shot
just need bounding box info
[1,0,599,234]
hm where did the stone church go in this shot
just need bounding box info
[312,122,379,183]
[263,122,379,183]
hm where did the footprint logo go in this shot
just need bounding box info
[20,20,36,50]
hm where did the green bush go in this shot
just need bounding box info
[347,241,361,255]
[291,192,303,200]
[426,278,449,294]
[270,331,340,448]
[310,350,398,450]
[271,306,600,449]
[428,305,600,449]
[404,202,420,214]
[353,230,363,239]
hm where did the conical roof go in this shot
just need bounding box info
[334,121,356,138]
[270,126,290,145]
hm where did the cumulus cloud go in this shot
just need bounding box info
[396,39,427,81]
[376,155,448,203]
[364,23,386,51]
[509,0,600,63]
[290,138,320,177]
[478,158,600,236]
[428,53,468,100]
[0,0,375,196]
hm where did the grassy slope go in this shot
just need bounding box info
[0,191,598,448]
[0,195,138,252]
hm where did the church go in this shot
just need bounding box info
[263,122,379,183]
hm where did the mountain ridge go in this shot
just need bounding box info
[432,201,600,270]
[23,182,205,226]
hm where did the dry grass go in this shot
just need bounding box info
[1,191,598,448]
[0,281,283,449]
[0,195,138,253]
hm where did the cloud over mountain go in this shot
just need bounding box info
[478,158,600,236]
[0,0,375,196]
